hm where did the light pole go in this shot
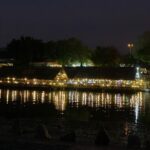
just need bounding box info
[127,43,134,57]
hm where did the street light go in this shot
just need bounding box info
[127,43,134,56]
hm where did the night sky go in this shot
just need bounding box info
[0,0,150,53]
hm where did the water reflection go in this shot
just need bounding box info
[0,89,147,123]
[52,91,67,112]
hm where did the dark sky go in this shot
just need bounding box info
[0,0,150,53]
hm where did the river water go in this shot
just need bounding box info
[0,89,150,138]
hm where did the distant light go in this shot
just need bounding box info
[14,81,18,84]
[72,63,81,67]
[127,43,134,48]
[24,78,27,81]
[135,67,140,79]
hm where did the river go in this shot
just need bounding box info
[0,89,150,138]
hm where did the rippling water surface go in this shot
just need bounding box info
[0,89,150,135]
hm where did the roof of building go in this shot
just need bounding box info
[0,67,137,80]
[64,67,136,80]
[0,67,60,80]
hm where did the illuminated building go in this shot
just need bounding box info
[0,59,13,67]
[0,67,148,91]
[63,67,145,90]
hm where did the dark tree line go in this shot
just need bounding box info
[5,36,121,67]
[6,37,92,67]
[134,31,150,64]
[91,46,120,66]
[7,37,44,66]
[3,31,150,67]
[44,38,91,66]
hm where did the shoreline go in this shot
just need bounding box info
[0,83,142,93]
[0,117,149,150]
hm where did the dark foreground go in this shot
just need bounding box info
[0,117,149,150]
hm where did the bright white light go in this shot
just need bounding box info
[72,63,81,67]
[135,67,140,79]
[135,101,139,124]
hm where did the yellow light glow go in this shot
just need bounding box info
[14,81,18,84]
[127,43,134,48]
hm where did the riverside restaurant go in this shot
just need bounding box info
[0,67,148,91]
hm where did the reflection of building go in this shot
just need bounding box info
[52,91,67,111]
[142,67,150,90]
[0,89,144,122]
[0,67,147,90]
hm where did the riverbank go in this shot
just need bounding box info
[0,83,141,93]
[0,117,149,150]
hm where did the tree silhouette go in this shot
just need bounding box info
[7,36,44,66]
[92,46,120,66]
[45,38,91,66]
[135,31,150,64]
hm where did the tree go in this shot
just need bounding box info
[91,46,120,66]
[44,41,57,61]
[66,38,91,66]
[135,31,150,64]
[7,36,44,66]
[0,48,8,59]
[55,38,91,66]
[120,54,137,67]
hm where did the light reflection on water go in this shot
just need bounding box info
[0,89,148,124]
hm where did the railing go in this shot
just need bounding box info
[0,77,146,92]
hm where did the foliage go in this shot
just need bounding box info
[7,37,91,67]
[45,38,91,66]
[91,46,120,66]
[7,37,44,66]
[135,31,150,64]
[44,41,57,61]
[120,54,137,66]
[6,36,134,67]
